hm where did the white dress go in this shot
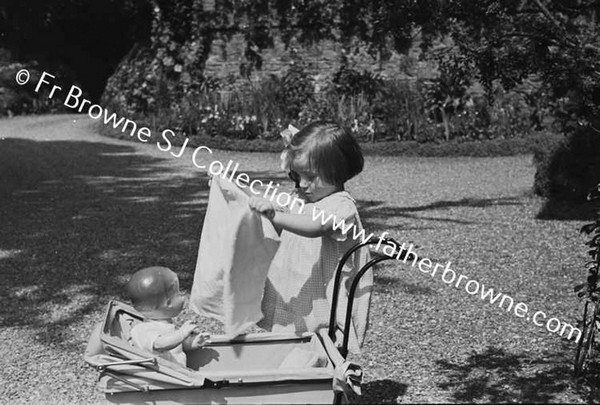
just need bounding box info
[257,191,373,353]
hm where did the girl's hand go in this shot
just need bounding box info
[248,196,275,220]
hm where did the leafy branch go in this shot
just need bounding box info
[575,184,600,301]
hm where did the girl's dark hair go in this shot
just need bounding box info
[281,121,364,186]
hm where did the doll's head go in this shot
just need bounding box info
[281,122,364,202]
[127,267,186,320]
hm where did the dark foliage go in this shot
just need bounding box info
[332,65,384,101]
[0,0,153,100]
[437,0,600,200]
[574,183,600,301]
[277,55,315,119]
[533,128,600,201]
[0,61,68,116]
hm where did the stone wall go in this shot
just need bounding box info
[204,31,436,89]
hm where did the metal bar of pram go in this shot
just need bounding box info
[102,370,150,392]
[328,237,408,351]
[96,357,157,371]
[328,237,377,342]
[340,254,394,358]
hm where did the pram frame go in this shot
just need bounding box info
[329,237,407,358]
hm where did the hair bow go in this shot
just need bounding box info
[280,124,299,147]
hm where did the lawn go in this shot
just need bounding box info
[0,114,597,403]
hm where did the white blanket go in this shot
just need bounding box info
[189,177,280,337]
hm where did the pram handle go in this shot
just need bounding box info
[327,236,409,358]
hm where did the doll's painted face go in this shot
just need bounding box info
[161,275,187,319]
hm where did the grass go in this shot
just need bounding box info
[1,114,599,403]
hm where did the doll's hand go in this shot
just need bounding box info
[248,196,275,220]
[190,332,211,349]
[181,321,201,337]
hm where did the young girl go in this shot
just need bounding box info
[249,121,372,353]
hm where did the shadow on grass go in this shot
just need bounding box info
[577,362,600,403]
[356,379,407,404]
[435,345,588,402]
[373,273,433,296]
[0,138,209,342]
[360,196,524,232]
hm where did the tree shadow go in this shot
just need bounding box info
[391,196,524,211]
[373,273,433,296]
[435,345,586,403]
[359,196,524,232]
[0,138,209,344]
[356,379,407,404]
[576,362,600,403]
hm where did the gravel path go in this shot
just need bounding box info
[0,114,595,403]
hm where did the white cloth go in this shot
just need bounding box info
[190,176,279,337]
[130,321,186,366]
[258,191,373,353]
[279,347,328,369]
[333,361,363,398]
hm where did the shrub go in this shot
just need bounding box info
[488,86,538,139]
[371,80,436,142]
[298,92,373,140]
[0,59,68,116]
[277,59,314,119]
[101,46,159,116]
[533,128,600,201]
[182,90,264,140]
[331,65,383,101]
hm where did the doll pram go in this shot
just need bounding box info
[84,238,402,404]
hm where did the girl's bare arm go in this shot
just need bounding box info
[270,211,333,238]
